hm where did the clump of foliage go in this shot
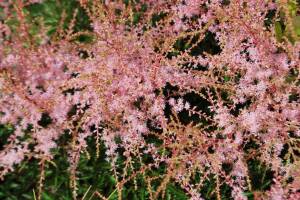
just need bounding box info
[0,0,300,200]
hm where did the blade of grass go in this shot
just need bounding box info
[82,185,92,200]
[33,189,37,200]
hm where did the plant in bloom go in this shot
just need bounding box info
[0,0,300,199]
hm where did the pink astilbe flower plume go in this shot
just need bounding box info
[0,0,300,199]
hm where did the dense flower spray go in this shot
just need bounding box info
[0,0,300,199]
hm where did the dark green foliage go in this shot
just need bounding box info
[264,9,277,29]
[164,184,188,200]
[151,12,168,27]
[222,162,233,175]
[230,99,252,117]
[247,159,274,191]
[0,159,40,200]
[200,175,217,200]
[221,0,231,6]
[190,32,222,56]
[0,124,14,150]
[166,31,221,62]
[38,113,52,128]
[25,0,91,37]
[243,139,260,154]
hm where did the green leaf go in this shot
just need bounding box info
[293,15,300,36]
[275,21,283,41]
[166,184,188,200]
[223,76,230,82]
[42,192,53,200]
[287,1,298,16]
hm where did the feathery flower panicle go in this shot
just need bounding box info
[0,0,300,199]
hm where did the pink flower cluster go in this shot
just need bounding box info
[0,0,300,199]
